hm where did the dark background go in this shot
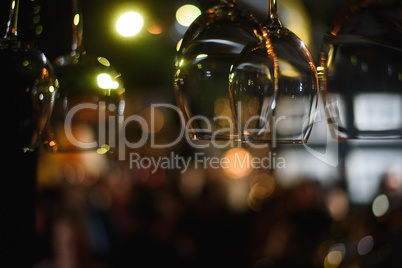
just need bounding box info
[1,1,401,268]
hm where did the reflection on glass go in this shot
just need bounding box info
[266,0,318,144]
[174,0,268,141]
[229,0,318,144]
[0,0,57,152]
[229,40,278,142]
[319,0,402,140]
[42,0,125,152]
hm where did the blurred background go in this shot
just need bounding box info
[1,0,401,267]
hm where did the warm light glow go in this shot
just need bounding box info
[49,141,56,147]
[324,251,343,268]
[97,73,119,89]
[176,4,201,27]
[385,165,402,191]
[97,57,110,67]
[116,12,144,37]
[176,38,183,51]
[324,244,345,268]
[222,148,253,179]
[73,14,80,26]
[146,23,163,35]
[96,144,110,155]
[326,188,349,220]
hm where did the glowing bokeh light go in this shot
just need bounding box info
[222,148,253,179]
[73,14,80,26]
[97,57,110,67]
[357,236,374,255]
[176,4,201,27]
[176,38,183,51]
[116,11,144,37]
[326,188,349,221]
[146,23,163,35]
[324,251,342,268]
[372,194,389,217]
[324,244,345,268]
[96,144,110,155]
[97,73,119,89]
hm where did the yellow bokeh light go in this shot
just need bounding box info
[116,11,144,37]
[324,250,343,268]
[176,38,183,51]
[97,73,119,89]
[176,4,201,27]
[96,144,110,155]
[73,14,80,26]
[97,57,111,67]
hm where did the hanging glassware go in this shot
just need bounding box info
[174,0,277,142]
[0,0,57,153]
[319,0,402,141]
[42,0,125,152]
[229,36,278,143]
[230,0,318,144]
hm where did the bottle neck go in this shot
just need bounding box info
[71,0,85,57]
[266,0,282,28]
[4,0,19,40]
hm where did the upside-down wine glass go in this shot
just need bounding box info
[230,0,318,144]
[318,0,402,141]
[174,0,277,142]
[42,0,125,152]
[0,0,57,153]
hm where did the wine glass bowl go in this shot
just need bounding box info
[319,0,402,141]
[229,0,318,144]
[267,25,318,144]
[229,40,278,142]
[42,53,125,152]
[41,0,125,152]
[174,0,269,141]
[0,0,57,153]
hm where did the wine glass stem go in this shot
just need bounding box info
[4,0,19,39]
[267,0,282,27]
[71,0,85,56]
